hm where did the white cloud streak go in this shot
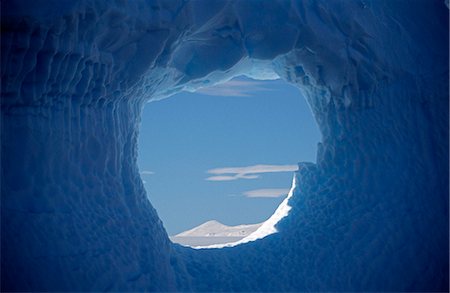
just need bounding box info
[140,171,155,175]
[243,188,290,198]
[206,175,239,181]
[195,80,269,97]
[205,164,298,181]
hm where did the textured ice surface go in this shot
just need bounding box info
[1,0,448,291]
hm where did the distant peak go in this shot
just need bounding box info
[196,220,228,229]
[173,220,263,237]
[204,220,222,225]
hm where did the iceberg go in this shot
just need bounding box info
[1,0,448,291]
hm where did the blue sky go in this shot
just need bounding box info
[138,76,321,235]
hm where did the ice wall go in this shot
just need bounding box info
[1,0,448,291]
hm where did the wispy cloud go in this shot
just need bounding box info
[206,174,260,181]
[243,188,290,198]
[195,79,269,97]
[206,175,244,181]
[205,164,297,181]
[140,170,155,175]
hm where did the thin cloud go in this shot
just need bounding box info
[140,171,155,175]
[205,164,297,181]
[243,188,290,198]
[206,175,239,181]
[195,79,269,97]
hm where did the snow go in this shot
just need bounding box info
[195,170,298,249]
[174,220,262,238]
[237,173,296,242]
[170,220,262,247]
[1,0,448,292]
[172,169,302,249]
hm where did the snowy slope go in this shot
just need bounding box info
[170,220,262,247]
[1,0,448,292]
[174,220,262,237]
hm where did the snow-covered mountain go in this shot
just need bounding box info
[174,220,262,238]
[170,220,263,248]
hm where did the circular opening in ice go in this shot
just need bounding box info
[137,76,321,248]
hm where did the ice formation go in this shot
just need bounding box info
[198,170,298,249]
[1,0,448,291]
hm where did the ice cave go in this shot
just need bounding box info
[1,0,448,291]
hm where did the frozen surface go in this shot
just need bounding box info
[174,220,262,238]
[171,236,244,247]
[1,0,448,291]
[198,172,297,249]
[170,220,262,247]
